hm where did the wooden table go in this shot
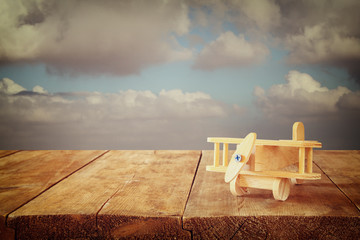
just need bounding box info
[0,150,359,239]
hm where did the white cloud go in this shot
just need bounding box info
[252,70,360,149]
[0,78,238,149]
[33,85,48,94]
[0,78,26,94]
[254,70,353,118]
[0,0,193,76]
[193,31,269,70]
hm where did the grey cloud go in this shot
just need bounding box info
[189,0,360,80]
[0,0,192,76]
[275,0,360,81]
[2,0,359,79]
[337,91,360,110]
[193,31,269,70]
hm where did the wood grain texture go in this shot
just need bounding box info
[0,150,106,216]
[0,151,19,159]
[314,150,360,211]
[0,215,14,240]
[254,145,298,171]
[8,150,201,239]
[183,150,360,239]
[96,150,200,239]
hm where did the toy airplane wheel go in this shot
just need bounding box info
[225,132,256,183]
[230,176,249,196]
[272,178,291,201]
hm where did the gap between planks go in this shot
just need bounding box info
[0,150,22,159]
[181,151,203,239]
[95,174,135,228]
[4,150,110,227]
[314,161,360,213]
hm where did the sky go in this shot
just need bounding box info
[0,0,359,150]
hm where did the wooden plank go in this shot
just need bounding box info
[0,150,107,217]
[208,137,322,148]
[0,150,20,159]
[7,150,201,239]
[314,150,360,211]
[0,150,106,240]
[183,150,360,239]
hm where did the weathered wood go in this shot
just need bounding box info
[0,150,107,240]
[2,149,360,239]
[0,150,107,216]
[7,150,201,239]
[314,150,360,211]
[0,215,14,240]
[0,150,19,158]
[183,150,360,239]
[96,150,200,239]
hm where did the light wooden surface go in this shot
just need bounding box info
[314,150,360,211]
[0,151,19,158]
[183,150,360,239]
[0,150,359,239]
[5,150,200,239]
[0,150,107,217]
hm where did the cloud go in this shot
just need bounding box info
[230,0,281,32]
[254,70,354,119]
[0,86,226,123]
[188,0,281,33]
[0,78,26,94]
[284,24,360,79]
[32,85,48,94]
[189,0,360,80]
[193,31,269,70]
[275,0,360,81]
[0,78,240,149]
[0,0,193,76]
[337,91,360,110]
[253,70,360,149]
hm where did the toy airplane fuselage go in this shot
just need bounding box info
[206,122,322,201]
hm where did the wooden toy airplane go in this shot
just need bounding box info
[206,122,322,201]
